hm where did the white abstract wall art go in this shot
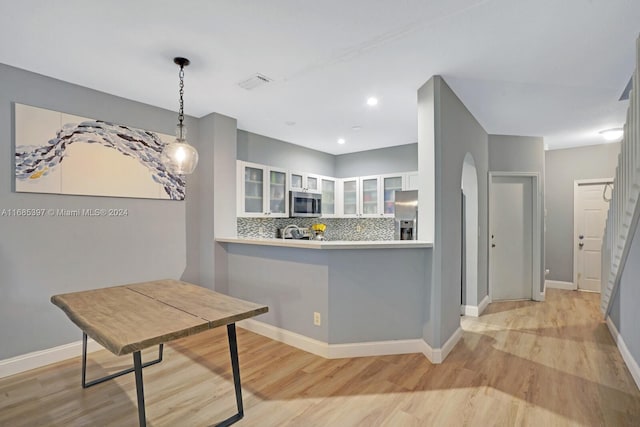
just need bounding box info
[14,103,185,200]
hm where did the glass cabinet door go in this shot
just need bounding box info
[307,176,319,191]
[321,178,335,215]
[361,178,379,215]
[244,166,264,213]
[342,179,358,215]
[290,173,303,190]
[269,170,287,214]
[384,176,403,214]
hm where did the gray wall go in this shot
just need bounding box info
[225,243,429,344]
[334,143,418,178]
[545,143,620,282]
[609,218,640,371]
[0,63,194,359]
[237,129,417,179]
[419,76,490,348]
[226,244,329,341]
[489,135,546,293]
[327,249,428,343]
[192,112,238,292]
[237,129,335,176]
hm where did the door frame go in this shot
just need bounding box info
[488,172,543,302]
[572,178,613,290]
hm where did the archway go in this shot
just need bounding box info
[461,153,479,314]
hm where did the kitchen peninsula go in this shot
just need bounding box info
[216,237,433,358]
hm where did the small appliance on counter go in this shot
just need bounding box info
[311,223,327,240]
[394,190,418,240]
[290,191,322,217]
[278,224,311,239]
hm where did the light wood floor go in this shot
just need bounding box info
[1,289,639,426]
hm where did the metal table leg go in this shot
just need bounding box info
[133,351,146,427]
[81,332,163,389]
[215,323,244,427]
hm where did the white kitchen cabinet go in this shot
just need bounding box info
[339,174,408,218]
[340,177,360,217]
[404,171,419,191]
[360,175,381,217]
[238,161,288,217]
[319,176,337,217]
[289,172,321,192]
[382,174,404,216]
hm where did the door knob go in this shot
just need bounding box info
[491,243,496,248]
[579,242,584,248]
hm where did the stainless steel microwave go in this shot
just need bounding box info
[290,191,322,217]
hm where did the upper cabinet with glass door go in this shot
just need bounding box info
[289,172,320,192]
[320,177,337,217]
[358,173,414,217]
[382,174,404,216]
[360,176,381,217]
[238,161,288,217]
[340,178,360,217]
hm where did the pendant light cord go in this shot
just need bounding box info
[178,64,185,140]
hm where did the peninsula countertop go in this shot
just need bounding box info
[215,237,433,250]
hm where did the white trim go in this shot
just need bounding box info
[237,319,330,358]
[462,295,490,317]
[573,178,614,291]
[328,339,428,359]
[606,316,640,390]
[428,327,463,364]
[237,319,458,364]
[489,172,542,302]
[478,295,490,315]
[545,280,577,290]
[0,338,102,379]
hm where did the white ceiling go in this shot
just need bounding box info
[1,0,638,154]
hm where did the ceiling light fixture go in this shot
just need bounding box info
[599,128,624,142]
[337,138,346,145]
[162,57,199,175]
[366,97,378,106]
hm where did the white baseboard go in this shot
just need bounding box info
[0,338,102,379]
[426,327,463,364]
[462,295,491,317]
[606,316,640,391]
[545,280,576,290]
[237,318,330,358]
[237,319,457,364]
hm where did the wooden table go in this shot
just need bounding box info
[51,279,268,427]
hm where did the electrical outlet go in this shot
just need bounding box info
[356,225,362,232]
[313,312,321,326]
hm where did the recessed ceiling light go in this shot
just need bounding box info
[366,97,378,106]
[352,125,362,131]
[599,128,623,141]
[337,138,346,145]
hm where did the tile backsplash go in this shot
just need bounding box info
[237,217,396,241]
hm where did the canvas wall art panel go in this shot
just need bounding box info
[14,103,185,200]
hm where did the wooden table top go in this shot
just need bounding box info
[51,279,268,356]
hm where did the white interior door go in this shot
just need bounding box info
[491,176,533,301]
[575,182,611,292]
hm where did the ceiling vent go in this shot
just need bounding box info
[238,73,273,90]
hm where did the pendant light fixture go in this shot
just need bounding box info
[162,57,199,175]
